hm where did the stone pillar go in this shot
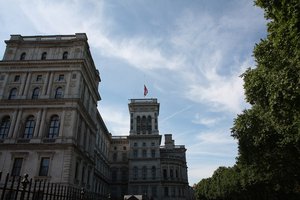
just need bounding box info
[8,110,18,138]
[12,109,22,138]
[22,73,32,97]
[33,110,42,138]
[38,109,47,138]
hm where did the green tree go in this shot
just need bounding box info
[231,0,300,198]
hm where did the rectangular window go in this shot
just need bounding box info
[133,150,138,158]
[122,153,127,161]
[81,166,85,184]
[142,150,147,158]
[14,75,20,82]
[36,75,42,82]
[39,157,50,176]
[142,186,147,196]
[164,187,169,197]
[151,186,157,197]
[75,162,79,181]
[163,169,167,179]
[58,74,64,81]
[151,150,155,158]
[11,158,23,176]
[170,169,174,179]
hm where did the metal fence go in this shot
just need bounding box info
[0,172,108,200]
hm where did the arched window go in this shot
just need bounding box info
[23,116,35,139]
[55,87,63,99]
[20,52,26,60]
[32,87,40,99]
[141,116,147,134]
[142,166,147,180]
[48,115,60,138]
[41,52,47,60]
[151,166,156,179]
[133,166,138,179]
[0,116,11,139]
[8,88,17,99]
[62,51,68,60]
[147,116,152,133]
[136,116,141,134]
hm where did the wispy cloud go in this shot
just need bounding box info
[192,113,223,126]
[161,105,192,123]
[97,105,129,136]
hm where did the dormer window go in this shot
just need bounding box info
[20,52,26,60]
[41,52,47,60]
[62,51,68,60]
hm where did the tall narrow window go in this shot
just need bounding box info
[133,166,138,179]
[163,169,167,179]
[8,88,17,99]
[55,87,63,99]
[41,52,47,60]
[81,166,85,184]
[32,87,40,99]
[170,169,174,179]
[75,161,79,181]
[141,116,146,134]
[136,116,141,134]
[152,186,157,197]
[142,166,147,180]
[39,157,50,176]
[147,116,152,133]
[113,153,117,161]
[112,168,117,182]
[142,149,147,158]
[164,187,169,197]
[11,158,23,176]
[0,116,10,139]
[20,52,26,60]
[62,51,68,60]
[151,166,156,179]
[133,149,138,158]
[23,116,35,139]
[151,149,156,158]
[48,115,60,138]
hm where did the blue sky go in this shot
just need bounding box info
[0,0,267,185]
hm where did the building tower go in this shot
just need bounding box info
[127,98,162,198]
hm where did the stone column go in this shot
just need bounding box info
[38,108,47,138]
[33,110,42,138]
[8,110,18,138]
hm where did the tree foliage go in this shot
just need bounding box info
[195,0,300,199]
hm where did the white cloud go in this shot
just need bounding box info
[192,113,223,126]
[97,105,129,136]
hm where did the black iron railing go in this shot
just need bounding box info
[0,172,109,200]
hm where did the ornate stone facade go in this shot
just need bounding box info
[0,34,110,197]
[0,34,191,200]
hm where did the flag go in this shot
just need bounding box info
[144,85,148,97]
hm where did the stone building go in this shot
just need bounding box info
[110,99,189,200]
[0,34,191,200]
[0,33,110,197]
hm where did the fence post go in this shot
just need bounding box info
[80,188,85,200]
[20,174,29,200]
